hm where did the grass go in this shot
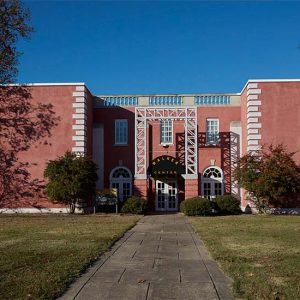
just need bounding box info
[190,215,300,300]
[0,214,140,300]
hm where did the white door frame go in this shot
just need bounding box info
[155,179,178,212]
[201,166,224,200]
[109,167,132,202]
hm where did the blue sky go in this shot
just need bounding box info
[18,1,300,94]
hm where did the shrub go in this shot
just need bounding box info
[121,196,147,214]
[180,197,213,216]
[44,151,98,213]
[215,195,241,215]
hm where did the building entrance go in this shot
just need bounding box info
[155,179,178,212]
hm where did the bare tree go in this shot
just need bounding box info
[0,1,59,206]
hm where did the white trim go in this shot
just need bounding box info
[72,125,85,130]
[247,123,262,129]
[72,102,86,108]
[71,85,89,157]
[75,130,85,136]
[247,94,259,100]
[241,79,300,94]
[247,112,262,118]
[109,166,132,180]
[109,166,133,202]
[134,107,198,178]
[201,166,224,199]
[247,134,261,140]
[206,118,219,145]
[72,91,85,97]
[247,145,262,151]
[72,147,85,152]
[155,180,178,212]
[75,97,87,103]
[248,117,259,123]
[76,85,85,91]
[247,106,259,112]
[72,114,86,119]
[160,119,173,145]
[247,89,261,96]
[75,141,85,147]
[247,83,258,89]
[246,83,262,154]
[248,140,259,145]
[72,136,85,141]
[247,100,261,107]
[248,128,259,134]
[76,119,85,125]
[75,108,85,114]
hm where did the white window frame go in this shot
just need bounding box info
[115,119,128,145]
[109,166,132,202]
[160,119,173,145]
[206,118,219,145]
[201,166,224,200]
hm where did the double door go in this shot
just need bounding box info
[156,180,178,211]
[111,181,131,202]
[202,181,222,200]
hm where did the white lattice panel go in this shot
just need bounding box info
[135,107,198,179]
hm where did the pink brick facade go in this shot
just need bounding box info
[1,80,300,212]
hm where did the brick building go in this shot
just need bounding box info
[2,79,300,212]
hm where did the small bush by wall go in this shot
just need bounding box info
[121,196,147,214]
[215,195,241,215]
[180,197,214,216]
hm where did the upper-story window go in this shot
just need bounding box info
[115,119,128,145]
[160,119,173,145]
[206,118,219,144]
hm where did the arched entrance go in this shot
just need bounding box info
[201,166,223,200]
[109,167,132,202]
[148,155,185,212]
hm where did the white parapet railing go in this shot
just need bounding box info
[94,93,240,107]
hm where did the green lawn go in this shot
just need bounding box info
[190,215,300,300]
[0,214,140,300]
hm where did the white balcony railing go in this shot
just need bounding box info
[94,94,238,107]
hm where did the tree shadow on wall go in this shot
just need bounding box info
[176,131,235,195]
[0,86,60,208]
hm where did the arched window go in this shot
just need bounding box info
[201,166,223,200]
[109,167,132,202]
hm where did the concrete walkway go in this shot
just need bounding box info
[59,214,233,300]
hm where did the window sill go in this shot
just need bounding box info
[160,143,174,146]
[114,143,128,147]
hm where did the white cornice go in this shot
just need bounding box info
[241,79,300,94]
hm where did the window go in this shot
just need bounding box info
[115,119,128,145]
[206,118,219,144]
[110,167,132,202]
[160,119,173,144]
[201,167,223,200]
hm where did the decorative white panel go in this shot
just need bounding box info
[72,85,87,156]
[246,83,262,153]
[134,107,198,179]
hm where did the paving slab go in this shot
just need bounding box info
[59,214,233,300]
[147,283,218,300]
